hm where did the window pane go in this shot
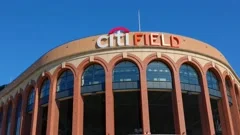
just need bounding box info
[112,61,140,90]
[113,61,139,82]
[40,79,50,98]
[57,70,74,92]
[28,89,35,105]
[179,64,200,91]
[147,61,173,89]
[207,71,220,91]
[82,64,105,86]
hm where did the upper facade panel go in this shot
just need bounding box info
[0,28,237,96]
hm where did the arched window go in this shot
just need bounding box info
[15,97,22,135]
[207,70,221,98]
[40,79,50,105]
[147,61,173,89]
[56,70,74,99]
[179,64,201,92]
[27,89,35,112]
[113,61,140,90]
[225,79,232,104]
[6,104,12,135]
[81,64,105,94]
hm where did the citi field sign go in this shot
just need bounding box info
[96,27,180,48]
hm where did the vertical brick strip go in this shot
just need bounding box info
[36,108,43,135]
[200,74,215,135]
[230,85,240,135]
[140,68,150,134]
[172,71,186,135]
[218,100,227,135]
[1,105,7,135]
[46,79,59,135]
[10,101,17,135]
[105,70,115,135]
[198,95,208,134]
[20,91,28,135]
[221,82,234,135]
[72,73,83,135]
[30,87,39,135]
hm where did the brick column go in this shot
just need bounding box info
[46,79,59,135]
[139,68,150,134]
[72,73,84,135]
[198,95,208,134]
[199,74,215,135]
[105,70,115,135]
[30,87,39,135]
[10,101,17,135]
[20,92,28,135]
[230,86,240,135]
[1,105,7,135]
[221,82,234,135]
[172,71,186,134]
[218,100,227,135]
[36,107,43,135]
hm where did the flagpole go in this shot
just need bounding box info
[138,10,141,32]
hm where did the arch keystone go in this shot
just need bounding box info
[188,56,192,61]
[42,72,45,77]
[61,62,66,68]
[90,56,94,62]
[157,52,162,58]
[122,52,127,58]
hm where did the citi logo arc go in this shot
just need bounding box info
[96,27,180,48]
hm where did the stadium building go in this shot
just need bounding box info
[0,27,240,135]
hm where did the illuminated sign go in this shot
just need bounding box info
[96,27,180,48]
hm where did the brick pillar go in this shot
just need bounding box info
[30,87,39,135]
[139,69,150,134]
[172,71,186,134]
[221,82,234,135]
[230,86,240,135]
[72,73,84,135]
[105,70,115,135]
[198,95,208,134]
[1,105,7,135]
[218,100,227,135]
[36,107,43,135]
[46,79,59,135]
[199,75,215,135]
[20,92,28,135]
[10,101,17,135]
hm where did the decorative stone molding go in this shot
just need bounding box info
[90,56,94,62]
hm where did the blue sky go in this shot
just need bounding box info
[0,0,239,85]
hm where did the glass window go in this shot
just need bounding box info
[40,79,50,98]
[113,61,139,82]
[28,89,35,106]
[81,64,105,94]
[27,89,35,112]
[147,61,173,89]
[57,70,74,92]
[82,64,105,86]
[207,71,220,91]
[180,64,199,85]
[15,98,22,135]
[225,80,231,97]
[6,104,12,135]
[225,79,232,104]
[207,70,221,98]
[179,64,201,92]
[113,61,140,90]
